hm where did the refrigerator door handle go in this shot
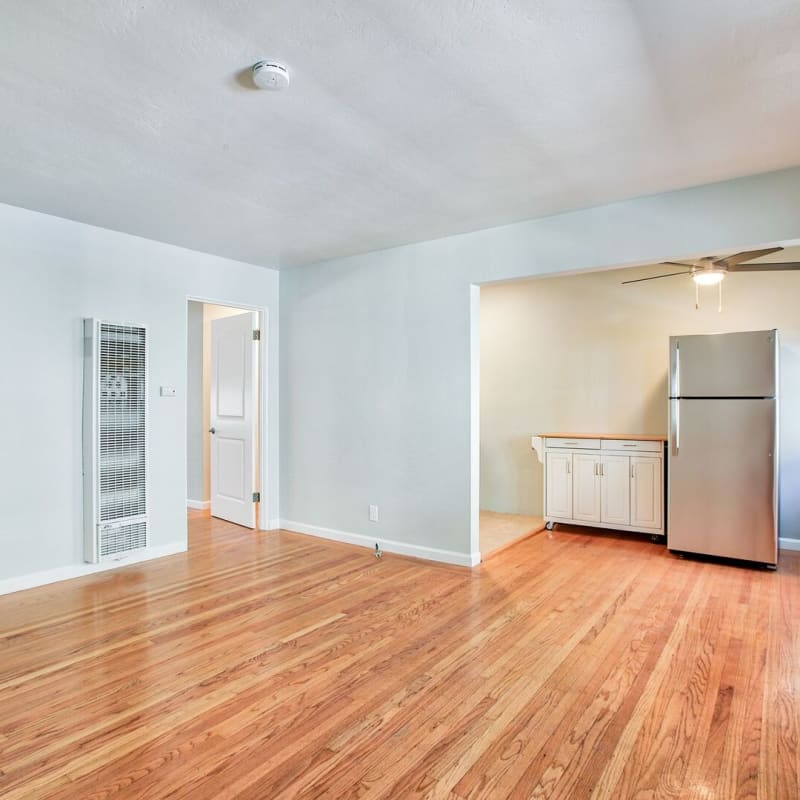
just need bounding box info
[670,399,680,457]
[669,339,680,397]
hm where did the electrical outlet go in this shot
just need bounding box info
[369,504,379,522]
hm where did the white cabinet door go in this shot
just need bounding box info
[600,456,630,527]
[630,457,662,529]
[572,453,601,522]
[546,452,573,519]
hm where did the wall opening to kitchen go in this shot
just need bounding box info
[475,246,800,560]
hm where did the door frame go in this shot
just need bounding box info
[469,284,481,563]
[186,295,272,531]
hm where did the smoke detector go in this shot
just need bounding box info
[252,61,290,91]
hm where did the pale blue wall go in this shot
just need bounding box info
[0,204,280,582]
[281,167,800,556]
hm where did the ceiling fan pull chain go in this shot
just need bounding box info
[695,281,700,310]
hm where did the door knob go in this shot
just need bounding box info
[209,427,216,434]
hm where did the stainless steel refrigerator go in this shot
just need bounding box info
[668,329,779,566]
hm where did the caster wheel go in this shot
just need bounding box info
[545,521,554,531]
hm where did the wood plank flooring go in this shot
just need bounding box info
[1,512,798,799]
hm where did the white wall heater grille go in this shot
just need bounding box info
[83,319,149,563]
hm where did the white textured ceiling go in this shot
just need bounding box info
[1,1,800,268]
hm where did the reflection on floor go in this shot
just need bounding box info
[187,507,208,523]
[194,506,545,562]
[480,510,546,558]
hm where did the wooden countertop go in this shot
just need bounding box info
[537,432,668,442]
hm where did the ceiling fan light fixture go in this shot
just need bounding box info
[692,269,726,286]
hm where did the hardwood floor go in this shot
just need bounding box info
[1,513,798,799]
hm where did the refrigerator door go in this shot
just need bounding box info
[669,330,777,398]
[668,398,777,564]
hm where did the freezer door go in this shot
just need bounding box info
[668,398,777,564]
[669,330,776,398]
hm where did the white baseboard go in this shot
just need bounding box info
[268,518,281,530]
[0,541,187,597]
[779,537,800,552]
[279,519,479,567]
[187,499,210,510]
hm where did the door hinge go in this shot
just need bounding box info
[252,329,261,341]
[252,491,261,503]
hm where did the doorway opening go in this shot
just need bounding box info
[186,299,266,531]
[471,242,800,562]
[470,284,545,563]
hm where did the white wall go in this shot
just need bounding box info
[479,266,800,540]
[186,301,204,503]
[281,166,800,561]
[0,203,279,588]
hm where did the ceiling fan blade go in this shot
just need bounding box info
[714,247,784,267]
[726,262,800,273]
[622,270,691,285]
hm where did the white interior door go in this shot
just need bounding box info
[210,312,257,528]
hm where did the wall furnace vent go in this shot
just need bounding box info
[83,319,149,563]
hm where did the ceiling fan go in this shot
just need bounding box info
[622,247,800,310]
[622,247,800,287]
